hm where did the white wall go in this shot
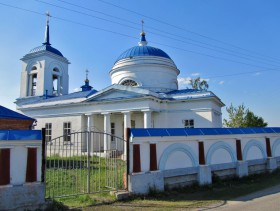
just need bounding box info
[110,56,179,92]
[0,140,42,185]
[131,133,279,173]
[20,53,69,98]
[129,133,280,194]
[35,115,83,139]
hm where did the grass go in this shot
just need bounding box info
[45,155,126,198]
[47,168,280,210]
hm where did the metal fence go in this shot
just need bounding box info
[44,131,127,198]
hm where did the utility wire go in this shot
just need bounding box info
[1,2,280,79]
[51,0,280,66]
[56,0,139,26]
[35,0,141,32]
[97,0,280,62]
[35,0,280,68]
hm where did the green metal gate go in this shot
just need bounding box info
[44,131,127,198]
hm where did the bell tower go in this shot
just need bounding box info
[19,12,69,98]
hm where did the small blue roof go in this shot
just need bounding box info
[29,44,63,57]
[115,45,172,63]
[0,130,42,141]
[130,127,280,137]
[18,89,98,106]
[0,105,34,120]
[165,89,202,95]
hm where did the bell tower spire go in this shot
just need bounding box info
[43,11,51,46]
[19,12,70,99]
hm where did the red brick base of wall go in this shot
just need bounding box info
[0,119,34,130]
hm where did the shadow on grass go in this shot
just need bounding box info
[107,169,280,210]
[46,169,280,210]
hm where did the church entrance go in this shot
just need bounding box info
[43,131,127,198]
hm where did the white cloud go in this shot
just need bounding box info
[254,72,261,76]
[191,72,200,76]
[73,87,81,92]
[177,77,210,88]
[201,78,210,82]
[177,77,192,85]
[219,81,225,85]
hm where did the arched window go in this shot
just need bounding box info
[52,68,61,95]
[53,67,59,72]
[31,66,37,71]
[121,79,138,87]
[31,74,37,96]
[52,75,58,96]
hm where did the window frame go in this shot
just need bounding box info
[63,122,71,142]
[121,79,138,87]
[184,119,194,128]
[111,122,115,142]
[45,123,52,142]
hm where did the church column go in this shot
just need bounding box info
[85,113,94,132]
[102,113,111,152]
[85,113,94,153]
[122,111,131,161]
[142,110,152,128]
[123,111,131,132]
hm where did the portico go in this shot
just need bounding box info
[84,109,154,152]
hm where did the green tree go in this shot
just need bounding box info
[189,77,209,90]
[244,111,268,127]
[223,104,267,128]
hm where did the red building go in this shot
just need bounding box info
[0,105,35,130]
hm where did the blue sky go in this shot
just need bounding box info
[0,0,279,126]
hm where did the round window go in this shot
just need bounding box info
[121,80,138,87]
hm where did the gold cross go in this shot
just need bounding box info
[141,19,144,32]
[46,11,51,24]
[86,69,89,79]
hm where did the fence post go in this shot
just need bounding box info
[125,128,130,190]
[87,131,90,193]
[41,128,46,183]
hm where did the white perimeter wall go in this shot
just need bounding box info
[129,134,280,194]
[132,135,280,171]
[0,140,42,185]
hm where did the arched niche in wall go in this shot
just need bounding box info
[158,143,198,170]
[243,140,266,161]
[272,138,280,157]
[206,141,236,165]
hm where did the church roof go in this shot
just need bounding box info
[165,89,203,95]
[115,45,171,63]
[17,85,223,108]
[115,31,172,64]
[17,89,98,106]
[0,105,34,120]
[29,45,63,57]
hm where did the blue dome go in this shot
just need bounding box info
[29,45,63,57]
[115,45,172,63]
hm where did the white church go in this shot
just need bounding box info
[16,18,224,151]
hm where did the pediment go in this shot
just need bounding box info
[85,85,156,102]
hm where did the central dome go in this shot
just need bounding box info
[110,31,180,92]
[115,45,171,63]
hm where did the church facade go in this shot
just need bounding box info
[16,19,224,151]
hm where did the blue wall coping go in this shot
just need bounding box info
[130,127,280,137]
[0,130,42,141]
